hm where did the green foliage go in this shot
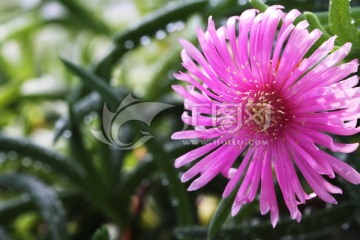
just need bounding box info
[249,0,269,12]
[329,0,360,45]
[207,183,238,238]
[0,173,68,240]
[91,227,110,240]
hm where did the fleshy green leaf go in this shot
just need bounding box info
[249,0,268,12]
[0,135,84,184]
[329,0,360,45]
[0,173,69,240]
[91,226,110,240]
[176,201,356,239]
[304,11,332,40]
[304,11,333,53]
[61,58,120,109]
[207,187,237,238]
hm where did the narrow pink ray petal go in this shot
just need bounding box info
[171,128,222,140]
[174,140,224,168]
[318,151,360,184]
[223,147,254,198]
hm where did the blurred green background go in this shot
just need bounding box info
[0,0,360,239]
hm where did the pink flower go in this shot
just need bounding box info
[171,5,360,227]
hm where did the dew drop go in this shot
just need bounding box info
[304,207,311,215]
[166,22,176,33]
[161,178,169,186]
[250,218,260,226]
[237,0,247,5]
[342,222,350,230]
[41,2,66,20]
[140,36,151,46]
[171,199,179,207]
[325,203,332,209]
[33,161,43,170]
[155,30,167,40]
[22,157,32,167]
[8,151,18,160]
[84,112,98,124]
[174,21,185,31]
[63,130,72,138]
[124,40,134,49]
[55,119,65,129]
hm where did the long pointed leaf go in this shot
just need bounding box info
[0,173,69,240]
[329,0,360,45]
[0,135,84,184]
[207,188,237,238]
[0,191,82,224]
[176,201,356,239]
[61,58,119,109]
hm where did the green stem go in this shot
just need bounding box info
[249,0,268,12]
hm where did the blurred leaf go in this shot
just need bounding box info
[144,46,181,101]
[329,0,360,45]
[113,0,206,45]
[67,90,97,178]
[0,83,20,108]
[61,58,120,109]
[176,200,358,239]
[57,0,110,35]
[0,191,82,225]
[207,185,238,238]
[62,58,194,225]
[53,92,102,143]
[117,159,156,222]
[0,134,84,184]
[0,173,68,240]
[56,0,209,141]
[91,226,110,240]
[94,0,207,80]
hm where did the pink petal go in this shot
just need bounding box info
[174,141,222,168]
